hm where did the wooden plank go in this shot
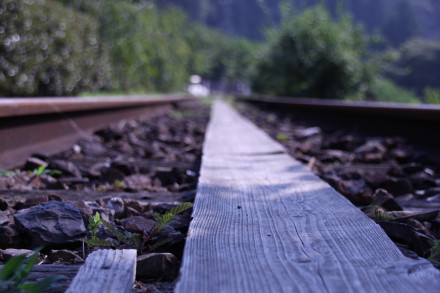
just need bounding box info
[176,100,440,293]
[66,249,136,293]
[203,100,285,156]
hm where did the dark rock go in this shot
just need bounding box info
[20,196,50,209]
[49,249,84,264]
[381,177,413,196]
[152,203,179,214]
[427,194,440,202]
[355,141,386,155]
[24,157,48,171]
[124,174,152,191]
[294,127,321,140]
[423,187,440,198]
[391,147,412,163]
[387,166,405,178]
[378,221,434,257]
[410,172,437,190]
[0,198,9,211]
[363,171,390,189]
[402,162,424,175]
[14,201,86,247]
[99,197,125,218]
[337,179,372,206]
[121,216,156,234]
[168,215,191,230]
[83,201,113,222]
[297,136,322,155]
[111,161,135,175]
[101,167,125,183]
[154,168,178,187]
[395,243,420,259]
[49,160,82,178]
[0,248,35,261]
[77,138,115,157]
[371,189,402,211]
[0,225,24,248]
[0,210,10,225]
[41,175,66,189]
[322,135,363,151]
[123,199,151,214]
[406,219,434,238]
[136,253,179,281]
[320,150,352,163]
[48,193,64,202]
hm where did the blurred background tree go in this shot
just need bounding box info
[1,0,439,102]
[251,5,373,99]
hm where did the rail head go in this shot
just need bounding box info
[0,94,195,118]
[236,95,440,122]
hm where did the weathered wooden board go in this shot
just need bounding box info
[66,249,136,293]
[202,100,285,156]
[176,100,440,292]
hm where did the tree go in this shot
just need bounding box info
[252,5,373,99]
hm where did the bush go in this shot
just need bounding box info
[369,77,420,104]
[424,87,440,104]
[252,5,373,99]
[0,0,109,96]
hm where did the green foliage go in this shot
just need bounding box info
[2,0,255,96]
[84,202,192,253]
[369,205,396,221]
[386,39,440,96]
[143,202,193,251]
[369,77,420,104]
[252,4,374,100]
[424,87,440,104]
[0,0,109,97]
[0,249,64,293]
[429,240,440,268]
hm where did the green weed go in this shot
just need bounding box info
[428,240,440,268]
[0,249,64,293]
[84,202,193,253]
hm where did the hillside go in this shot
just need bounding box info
[163,0,440,44]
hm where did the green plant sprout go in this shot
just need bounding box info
[29,166,62,176]
[369,205,396,221]
[142,202,193,251]
[84,202,193,254]
[0,249,64,293]
[0,170,20,176]
[428,240,440,268]
[112,180,126,190]
[276,132,288,141]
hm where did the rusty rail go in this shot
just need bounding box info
[0,94,195,169]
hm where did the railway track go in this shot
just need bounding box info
[237,95,440,162]
[1,96,440,292]
[0,95,194,170]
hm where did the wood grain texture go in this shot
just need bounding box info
[176,100,440,293]
[66,249,136,293]
[202,100,285,156]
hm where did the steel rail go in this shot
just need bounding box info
[0,94,195,169]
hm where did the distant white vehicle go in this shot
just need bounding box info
[187,75,210,97]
